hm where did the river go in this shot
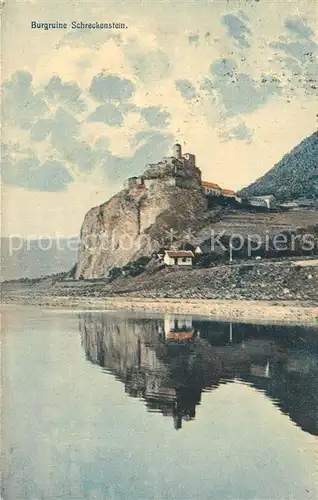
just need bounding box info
[1,306,317,499]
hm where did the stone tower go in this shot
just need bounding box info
[173,143,182,160]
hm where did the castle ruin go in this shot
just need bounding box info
[123,143,202,192]
[123,143,242,202]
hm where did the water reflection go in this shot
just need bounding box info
[80,313,318,434]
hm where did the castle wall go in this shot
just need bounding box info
[124,177,144,190]
[173,143,182,159]
[202,186,222,196]
[176,178,201,190]
[183,153,196,167]
[143,176,201,191]
[194,166,202,182]
[144,178,176,190]
[124,177,137,190]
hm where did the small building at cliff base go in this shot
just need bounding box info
[163,250,194,266]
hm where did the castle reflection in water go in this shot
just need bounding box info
[80,312,318,434]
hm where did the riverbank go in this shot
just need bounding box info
[2,294,317,324]
[2,258,318,324]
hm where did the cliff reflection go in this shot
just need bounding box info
[80,313,318,434]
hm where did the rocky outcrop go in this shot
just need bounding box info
[75,159,207,278]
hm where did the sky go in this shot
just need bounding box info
[1,0,317,237]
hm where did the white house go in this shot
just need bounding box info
[201,181,222,196]
[222,189,241,202]
[163,250,194,266]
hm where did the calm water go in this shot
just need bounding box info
[2,306,318,500]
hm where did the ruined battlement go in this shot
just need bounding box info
[123,143,201,192]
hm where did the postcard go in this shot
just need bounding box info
[1,1,317,499]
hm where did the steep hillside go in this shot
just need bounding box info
[239,132,318,201]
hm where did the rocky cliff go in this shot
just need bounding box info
[75,159,207,278]
[239,131,318,201]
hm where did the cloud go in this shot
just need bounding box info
[273,39,316,62]
[89,73,135,102]
[1,144,73,191]
[50,113,94,173]
[283,57,302,75]
[88,103,124,126]
[284,17,314,39]
[139,106,170,128]
[116,102,138,118]
[94,137,110,150]
[30,107,80,144]
[30,119,54,142]
[4,65,170,187]
[132,49,171,83]
[200,77,216,95]
[55,138,95,173]
[211,59,237,79]
[271,16,317,97]
[175,79,197,100]
[130,130,174,168]
[209,59,281,115]
[31,160,74,191]
[220,123,253,143]
[3,72,94,176]
[30,107,95,173]
[101,131,174,183]
[51,107,80,141]
[2,71,47,129]
[221,13,252,49]
[43,76,86,113]
[272,16,316,64]
[92,137,111,165]
[3,72,90,165]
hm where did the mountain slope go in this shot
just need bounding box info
[239,131,318,201]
